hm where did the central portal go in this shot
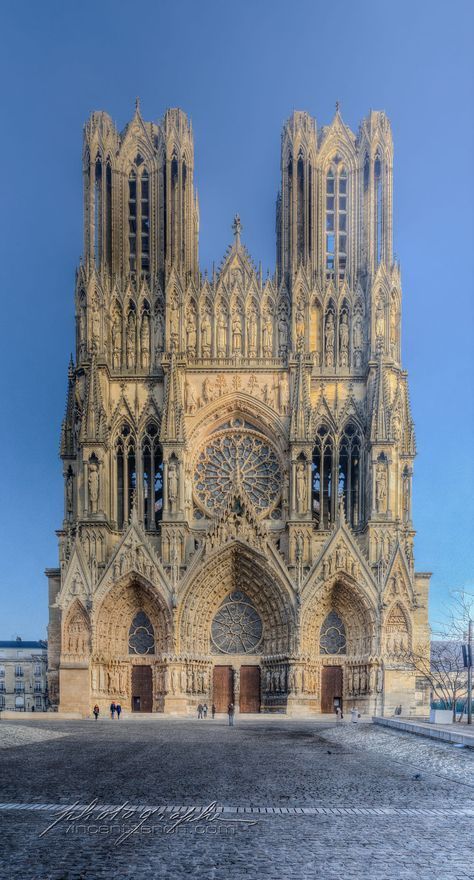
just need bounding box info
[321,665,343,713]
[131,665,153,712]
[212,665,234,712]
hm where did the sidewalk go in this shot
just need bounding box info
[373,715,474,747]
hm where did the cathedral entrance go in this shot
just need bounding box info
[321,666,343,713]
[212,666,234,712]
[239,665,261,713]
[131,665,153,712]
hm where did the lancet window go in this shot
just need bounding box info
[312,425,334,529]
[116,423,136,529]
[141,422,163,530]
[128,155,150,275]
[374,151,383,265]
[325,156,348,279]
[312,423,364,529]
[338,423,363,528]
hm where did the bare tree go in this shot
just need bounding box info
[406,588,473,721]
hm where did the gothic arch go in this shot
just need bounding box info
[176,544,295,655]
[187,394,286,455]
[301,575,377,658]
[383,601,411,655]
[93,576,172,659]
[62,599,91,659]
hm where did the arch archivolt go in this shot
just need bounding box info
[300,574,378,659]
[177,544,295,657]
[93,575,172,661]
[186,394,286,453]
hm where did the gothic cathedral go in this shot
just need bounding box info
[46,104,431,716]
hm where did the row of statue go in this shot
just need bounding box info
[346,664,384,696]
[184,372,289,414]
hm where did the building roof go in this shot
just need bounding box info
[0,641,47,649]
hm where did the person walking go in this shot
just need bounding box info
[203,703,208,719]
[227,702,235,726]
[197,703,203,719]
[116,702,122,719]
[211,704,216,720]
[350,707,359,724]
[93,704,100,721]
[110,701,116,719]
[335,706,343,722]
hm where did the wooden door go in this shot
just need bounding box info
[131,665,153,712]
[239,665,261,713]
[212,666,234,713]
[321,666,343,713]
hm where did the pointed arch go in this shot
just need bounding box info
[312,423,335,529]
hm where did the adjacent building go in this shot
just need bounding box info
[46,103,431,716]
[0,638,48,712]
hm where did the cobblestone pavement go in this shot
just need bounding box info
[0,717,472,880]
[0,723,68,750]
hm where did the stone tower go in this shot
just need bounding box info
[46,104,430,717]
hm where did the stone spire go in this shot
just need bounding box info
[160,354,185,443]
[370,350,388,442]
[80,353,107,445]
[60,356,76,458]
[290,341,310,442]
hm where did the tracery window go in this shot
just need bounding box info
[116,423,136,528]
[141,422,163,529]
[326,156,348,279]
[128,155,150,274]
[94,156,102,266]
[211,592,263,654]
[338,423,362,528]
[128,611,155,655]
[193,429,281,516]
[320,610,347,655]
[312,425,334,529]
[374,152,383,265]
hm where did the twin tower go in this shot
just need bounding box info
[46,102,430,718]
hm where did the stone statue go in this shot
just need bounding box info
[325,312,335,366]
[154,310,164,353]
[126,314,136,368]
[184,379,197,414]
[353,312,363,352]
[170,297,179,350]
[112,312,122,369]
[232,311,242,353]
[92,303,100,344]
[375,463,388,514]
[186,310,196,356]
[263,311,273,355]
[403,474,410,520]
[339,312,349,366]
[66,472,73,515]
[201,311,211,356]
[296,462,307,514]
[390,302,397,357]
[247,307,257,356]
[88,462,99,514]
[202,377,213,404]
[217,312,227,355]
[140,313,150,369]
[168,462,178,511]
[278,313,288,354]
[375,299,384,340]
[278,373,289,413]
[295,307,305,340]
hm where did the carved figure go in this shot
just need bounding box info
[201,311,211,355]
[296,462,307,514]
[88,462,99,514]
[325,312,335,366]
[339,312,349,366]
[126,314,136,368]
[140,313,150,369]
[112,312,122,369]
[186,310,196,355]
[168,462,178,511]
[232,311,242,353]
[217,312,227,355]
[247,307,257,355]
[375,299,384,340]
[375,462,388,514]
[263,312,273,355]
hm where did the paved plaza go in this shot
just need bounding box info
[0,716,473,880]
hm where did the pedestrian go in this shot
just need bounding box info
[110,701,116,719]
[350,707,359,723]
[116,702,122,719]
[227,702,235,726]
[335,706,343,722]
[197,703,203,719]
[93,704,100,721]
[211,704,216,719]
[203,703,208,719]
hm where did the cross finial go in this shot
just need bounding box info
[135,96,140,113]
[232,214,242,240]
[335,100,340,113]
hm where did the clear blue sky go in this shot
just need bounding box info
[0,0,472,638]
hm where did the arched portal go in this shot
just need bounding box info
[91,577,171,713]
[178,544,295,712]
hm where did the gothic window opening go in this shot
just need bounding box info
[142,422,163,530]
[116,423,135,528]
[128,611,155,655]
[170,156,178,261]
[128,158,150,275]
[211,592,263,654]
[141,170,149,272]
[94,156,102,266]
[338,423,362,528]
[363,153,370,191]
[105,162,112,269]
[326,157,348,279]
[320,610,347,655]
[312,425,334,529]
[375,152,383,265]
[297,154,304,262]
[128,169,137,272]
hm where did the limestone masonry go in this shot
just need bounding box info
[46,103,431,716]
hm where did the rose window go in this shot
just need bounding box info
[193,430,280,515]
[211,592,263,654]
[319,610,347,655]
[128,611,155,655]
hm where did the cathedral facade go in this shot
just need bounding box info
[46,103,431,716]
